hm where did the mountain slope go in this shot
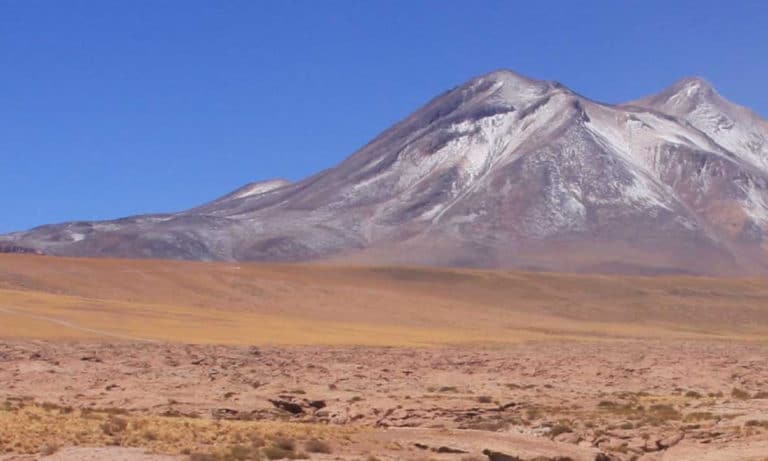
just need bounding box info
[3,70,768,274]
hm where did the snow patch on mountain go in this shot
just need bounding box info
[743,183,768,224]
[229,179,291,200]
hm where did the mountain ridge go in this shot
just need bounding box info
[4,69,768,274]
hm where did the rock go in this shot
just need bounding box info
[0,243,43,255]
[626,438,647,453]
[656,432,684,450]
[268,399,304,415]
[636,454,662,461]
[330,414,349,424]
[434,446,468,454]
[482,449,523,461]
[498,402,517,410]
[211,408,239,419]
[306,399,326,410]
[598,438,626,452]
[554,432,582,444]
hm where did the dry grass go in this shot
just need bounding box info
[685,411,719,422]
[0,401,356,456]
[597,398,682,427]
[1,255,767,346]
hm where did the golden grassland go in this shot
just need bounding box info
[1,254,767,345]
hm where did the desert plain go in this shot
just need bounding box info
[1,254,767,461]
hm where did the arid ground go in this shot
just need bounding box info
[1,254,767,461]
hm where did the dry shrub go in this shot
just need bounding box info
[100,416,128,435]
[249,434,266,448]
[260,435,307,460]
[304,438,332,454]
[685,412,718,422]
[272,437,295,451]
[645,404,681,425]
[262,447,293,460]
[548,423,573,438]
[732,388,751,400]
[462,419,509,432]
[189,454,217,461]
[40,443,60,456]
[226,444,254,460]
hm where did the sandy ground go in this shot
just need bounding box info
[1,340,768,461]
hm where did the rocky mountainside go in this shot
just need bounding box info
[3,70,768,274]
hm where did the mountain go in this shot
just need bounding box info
[3,70,768,274]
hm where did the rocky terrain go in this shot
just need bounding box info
[0,244,41,255]
[2,70,768,275]
[1,341,768,461]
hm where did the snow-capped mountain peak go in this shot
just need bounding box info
[667,76,716,100]
[632,77,768,172]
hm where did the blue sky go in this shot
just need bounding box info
[2,0,767,233]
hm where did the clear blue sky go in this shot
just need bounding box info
[2,0,767,233]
